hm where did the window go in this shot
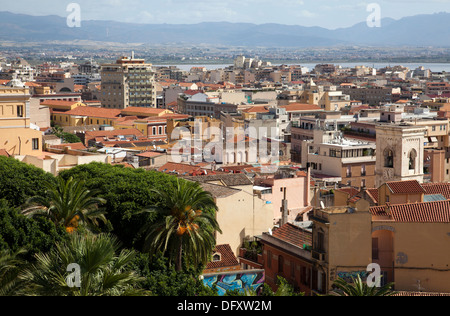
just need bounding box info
[372,238,379,260]
[278,255,284,273]
[361,164,366,176]
[212,253,221,262]
[316,231,325,252]
[384,149,394,168]
[152,127,157,135]
[32,138,39,150]
[409,149,417,170]
[17,105,24,118]
[346,166,352,177]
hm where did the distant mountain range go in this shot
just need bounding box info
[0,11,449,47]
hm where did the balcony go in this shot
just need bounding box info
[238,241,263,269]
[311,250,326,262]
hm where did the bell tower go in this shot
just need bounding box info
[375,123,427,187]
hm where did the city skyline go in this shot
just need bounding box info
[2,0,450,29]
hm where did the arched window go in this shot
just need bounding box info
[384,149,394,168]
[212,253,221,262]
[408,149,417,170]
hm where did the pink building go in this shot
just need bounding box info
[253,168,311,226]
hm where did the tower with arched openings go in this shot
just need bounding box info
[375,123,427,187]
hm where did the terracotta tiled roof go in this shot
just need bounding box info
[336,187,359,197]
[366,188,379,204]
[385,180,426,195]
[73,85,85,92]
[421,182,450,199]
[85,128,144,138]
[51,143,87,151]
[272,223,312,248]
[370,200,450,222]
[241,106,270,113]
[65,106,122,119]
[136,151,164,158]
[280,103,323,112]
[205,244,240,270]
[158,162,202,175]
[370,205,388,217]
[121,107,169,116]
[40,100,81,108]
[348,196,362,203]
[25,82,42,87]
[178,82,196,87]
[183,89,202,96]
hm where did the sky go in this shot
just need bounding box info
[2,0,450,29]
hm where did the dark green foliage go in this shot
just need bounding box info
[59,162,180,248]
[60,132,82,144]
[0,156,56,208]
[329,275,396,296]
[140,178,221,271]
[0,199,68,259]
[131,252,218,296]
[21,232,148,296]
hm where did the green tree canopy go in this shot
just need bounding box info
[131,252,218,296]
[58,162,180,248]
[139,178,221,271]
[0,156,55,208]
[0,199,68,258]
[21,232,148,296]
[22,177,108,233]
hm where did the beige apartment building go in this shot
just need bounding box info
[278,81,351,111]
[100,54,157,109]
[300,128,376,189]
[0,80,43,156]
[183,174,273,256]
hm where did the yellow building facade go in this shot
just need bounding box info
[0,84,43,156]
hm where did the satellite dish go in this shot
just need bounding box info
[268,228,273,236]
[320,201,325,209]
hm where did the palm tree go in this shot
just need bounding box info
[328,275,397,296]
[22,177,108,233]
[0,248,28,296]
[139,178,222,272]
[20,232,148,296]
